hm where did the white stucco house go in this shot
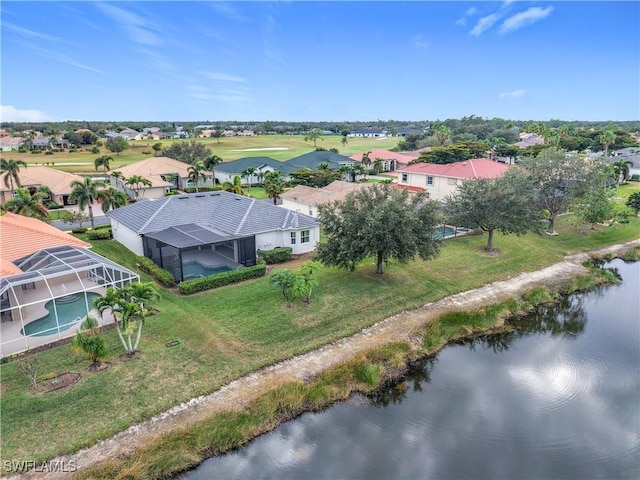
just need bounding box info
[107,192,320,282]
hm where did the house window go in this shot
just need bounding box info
[309,207,313,216]
[291,232,296,244]
[301,230,310,243]
[401,173,408,183]
[427,176,433,186]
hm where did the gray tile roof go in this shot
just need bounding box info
[285,151,355,170]
[107,191,318,236]
[216,156,289,175]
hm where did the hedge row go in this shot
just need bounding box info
[135,256,175,287]
[87,229,112,240]
[257,247,292,264]
[72,227,88,234]
[178,264,267,295]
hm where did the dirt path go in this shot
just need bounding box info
[18,240,639,479]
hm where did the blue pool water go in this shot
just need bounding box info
[20,292,100,337]
[433,226,467,239]
[183,261,232,278]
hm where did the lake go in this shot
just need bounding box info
[181,259,640,479]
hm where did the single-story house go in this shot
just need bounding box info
[215,156,293,184]
[0,213,139,357]
[0,166,85,206]
[0,137,25,151]
[31,136,52,149]
[348,149,419,172]
[285,151,356,171]
[395,158,511,201]
[514,133,544,148]
[348,129,388,138]
[111,156,212,199]
[107,191,320,283]
[281,180,371,217]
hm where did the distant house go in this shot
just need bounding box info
[281,180,371,217]
[107,192,320,282]
[215,156,290,184]
[286,151,355,171]
[348,128,387,138]
[142,127,161,134]
[514,132,544,148]
[0,166,85,206]
[0,212,138,357]
[30,136,52,149]
[395,158,510,201]
[119,129,143,141]
[396,128,424,137]
[609,148,640,178]
[348,149,419,172]
[0,137,25,152]
[111,157,211,199]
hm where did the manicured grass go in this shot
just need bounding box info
[1,136,400,174]
[1,213,639,465]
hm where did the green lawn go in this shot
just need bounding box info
[1,206,640,463]
[2,135,400,174]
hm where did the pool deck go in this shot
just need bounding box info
[0,280,110,358]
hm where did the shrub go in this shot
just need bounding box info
[30,150,42,154]
[45,151,54,155]
[87,229,112,240]
[183,186,218,193]
[91,146,100,154]
[257,247,292,264]
[93,224,112,230]
[135,256,175,287]
[17,147,27,153]
[631,174,640,182]
[179,264,267,295]
[72,227,88,234]
[47,202,63,209]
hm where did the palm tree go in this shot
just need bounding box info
[98,186,128,213]
[110,171,124,187]
[1,159,27,198]
[69,177,105,228]
[125,175,151,200]
[298,261,321,303]
[612,159,633,186]
[433,124,451,146]
[373,158,383,174]
[94,155,113,176]
[361,151,372,170]
[187,161,206,192]
[72,330,108,371]
[242,167,256,195]
[599,129,616,158]
[352,163,366,181]
[4,188,49,220]
[120,281,159,351]
[264,171,284,204]
[203,154,223,187]
[341,135,348,147]
[221,175,245,195]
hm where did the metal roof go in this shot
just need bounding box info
[145,223,236,248]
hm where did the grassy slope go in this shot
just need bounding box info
[2,189,639,463]
[1,135,399,174]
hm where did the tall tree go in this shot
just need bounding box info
[105,136,128,156]
[221,175,245,195]
[203,154,223,186]
[361,151,372,170]
[1,159,27,198]
[304,128,323,148]
[519,147,603,234]
[69,177,106,228]
[187,161,206,192]
[263,171,285,204]
[98,186,128,213]
[598,129,616,159]
[94,155,113,175]
[212,125,224,143]
[433,124,451,147]
[317,183,441,274]
[571,186,615,234]
[611,159,633,186]
[626,192,640,216]
[124,175,152,200]
[4,188,49,220]
[160,139,212,164]
[341,135,348,146]
[373,158,383,174]
[444,169,542,252]
[242,167,256,194]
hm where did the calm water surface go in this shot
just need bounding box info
[182,260,640,479]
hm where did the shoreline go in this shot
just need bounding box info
[13,239,640,479]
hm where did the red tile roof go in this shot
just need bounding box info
[0,213,90,276]
[348,149,419,164]
[397,158,510,179]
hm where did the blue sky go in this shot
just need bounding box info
[1,1,639,122]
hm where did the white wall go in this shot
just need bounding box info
[397,172,461,201]
[255,226,319,255]
[281,198,317,217]
[110,219,144,256]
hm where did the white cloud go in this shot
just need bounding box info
[97,3,162,46]
[456,6,479,26]
[499,89,526,99]
[470,14,500,36]
[204,72,248,84]
[1,105,53,122]
[412,34,431,49]
[2,21,63,43]
[209,2,247,22]
[499,7,553,34]
[467,7,478,16]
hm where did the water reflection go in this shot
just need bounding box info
[182,260,640,480]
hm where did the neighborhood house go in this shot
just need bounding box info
[107,191,320,283]
[281,180,371,217]
[0,166,85,206]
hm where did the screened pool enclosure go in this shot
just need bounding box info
[0,246,139,357]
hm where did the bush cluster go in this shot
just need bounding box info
[135,256,175,287]
[47,202,63,209]
[183,186,218,193]
[178,264,266,295]
[71,227,88,234]
[257,247,292,264]
[87,229,113,240]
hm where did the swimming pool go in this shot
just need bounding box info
[183,261,232,279]
[433,225,470,239]
[20,292,100,337]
